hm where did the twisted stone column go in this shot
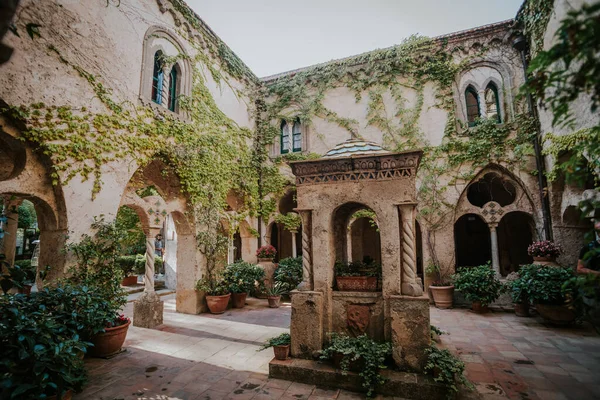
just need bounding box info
[489,224,500,276]
[399,204,423,296]
[160,65,170,107]
[297,210,313,291]
[144,234,155,293]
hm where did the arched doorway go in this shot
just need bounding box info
[454,214,491,268]
[269,222,280,262]
[333,203,382,266]
[497,212,535,276]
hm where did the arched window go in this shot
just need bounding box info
[485,83,501,123]
[465,86,480,127]
[151,51,164,104]
[168,65,178,112]
[280,121,290,154]
[292,119,302,152]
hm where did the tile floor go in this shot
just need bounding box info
[75,295,600,400]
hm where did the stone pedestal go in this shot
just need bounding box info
[133,292,164,328]
[258,258,276,286]
[290,290,323,359]
[388,295,430,372]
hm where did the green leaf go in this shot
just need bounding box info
[26,23,41,40]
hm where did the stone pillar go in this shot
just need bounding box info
[1,197,21,266]
[296,209,313,291]
[290,290,323,359]
[291,231,297,258]
[489,224,500,275]
[160,65,169,107]
[398,203,423,296]
[134,229,164,328]
[389,295,430,372]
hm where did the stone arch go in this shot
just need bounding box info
[347,214,381,266]
[0,131,26,181]
[454,213,491,268]
[332,202,381,266]
[497,211,535,275]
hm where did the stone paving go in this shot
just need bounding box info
[75,295,600,400]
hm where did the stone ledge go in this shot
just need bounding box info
[332,291,382,298]
[269,358,446,400]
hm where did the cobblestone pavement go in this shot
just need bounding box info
[432,307,600,400]
[76,295,600,400]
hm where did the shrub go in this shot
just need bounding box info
[452,264,502,306]
[273,257,303,293]
[256,245,276,259]
[129,254,162,275]
[223,261,265,293]
[320,333,392,398]
[14,259,32,271]
[195,276,230,296]
[424,345,472,399]
[566,273,600,333]
[525,264,576,305]
[116,255,137,276]
[259,333,291,350]
[527,240,562,258]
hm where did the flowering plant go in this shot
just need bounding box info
[256,245,276,259]
[106,314,129,328]
[527,240,562,258]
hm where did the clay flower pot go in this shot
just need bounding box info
[206,293,231,314]
[121,275,138,286]
[535,303,576,325]
[533,256,554,262]
[232,292,247,308]
[429,285,454,309]
[89,319,130,358]
[336,276,378,292]
[514,302,529,317]
[471,301,489,313]
[47,389,73,400]
[17,285,32,295]
[267,295,281,308]
[273,344,290,360]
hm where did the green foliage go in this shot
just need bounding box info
[334,259,381,278]
[223,261,265,294]
[0,263,36,294]
[425,263,453,287]
[259,333,291,350]
[265,282,286,296]
[424,344,472,399]
[320,333,392,398]
[195,276,230,296]
[430,325,446,340]
[452,264,503,306]
[565,273,600,333]
[115,206,146,255]
[523,264,576,306]
[273,212,302,232]
[273,257,303,293]
[17,201,36,230]
[516,0,554,55]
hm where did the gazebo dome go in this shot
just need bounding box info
[323,138,389,158]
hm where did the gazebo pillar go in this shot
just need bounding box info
[398,203,423,296]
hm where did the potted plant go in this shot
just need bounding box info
[259,332,291,360]
[116,255,138,286]
[505,266,537,317]
[196,276,231,314]
[526,264,577,325]
[256,245,277,261]
[265,282,286,308]
[223,261,265,308]
[528,240,562,264]
[452,263,502,313]
[273,256,303,294]
[426,263,454,309]
[320,333,392,398]
[334,259,381,292]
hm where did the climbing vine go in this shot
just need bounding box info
[516,0,554,56]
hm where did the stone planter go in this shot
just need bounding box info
[273,344,290,360]
[89,319,130,358]
[471,301,489,313]
[536,303,576,325]
[121,275,138,286]
[206,293,231,314]
[232,292,247,308]
[336,276,378,292]
[514,301,529,317]
[532,256,559,267]
[257,258,277,298]
[47,389,73,400]
[429,285,454,309]
[268,295,281,308]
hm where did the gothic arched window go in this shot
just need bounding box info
[280,121,290,154]
[465,86,480,127]
[292,119,302,152]
[151,51,164,104]
[168,65,178,112]
[485,83,501,123]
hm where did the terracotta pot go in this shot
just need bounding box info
[429,285,454,309]
[536,303,576,325]
[514,302,530,317]
[336,276,378,292]
[472,301,489,313]
[267,295,281,308]
[232,292,247,308]
[17,285,32,295]
[206,293,231,314]
[89,319,130,358]
[533,256,554,262]
[121,275,138,286]
[273,344,290,360]
[47,389,73,400]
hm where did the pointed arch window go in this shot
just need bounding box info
[280,121,290,154]
[292,119,302,152]
[168,66,178,112]
[485,83,501,123]
[151,51,164,104]
[465,86,480,127]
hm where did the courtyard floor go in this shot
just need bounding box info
[75,295,600,400]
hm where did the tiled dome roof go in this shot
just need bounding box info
[323,139,389,158]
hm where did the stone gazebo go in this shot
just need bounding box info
[287,139,430,371]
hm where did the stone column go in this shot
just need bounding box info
[160,65,170,107]
[489,224,500,275]
[291,231,297,258]
[296,209,313,291]
[1,197,21,266]
[398,203,423,296]
[134,228,164,328]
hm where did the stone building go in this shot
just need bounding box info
[0,0,597,315]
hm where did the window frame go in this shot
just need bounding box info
[292,119,302,152]
[465,86,480,127]
[280,121,290,154]
[484,83,501,124]
[151,51,164,105]
[168,66,178,112]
